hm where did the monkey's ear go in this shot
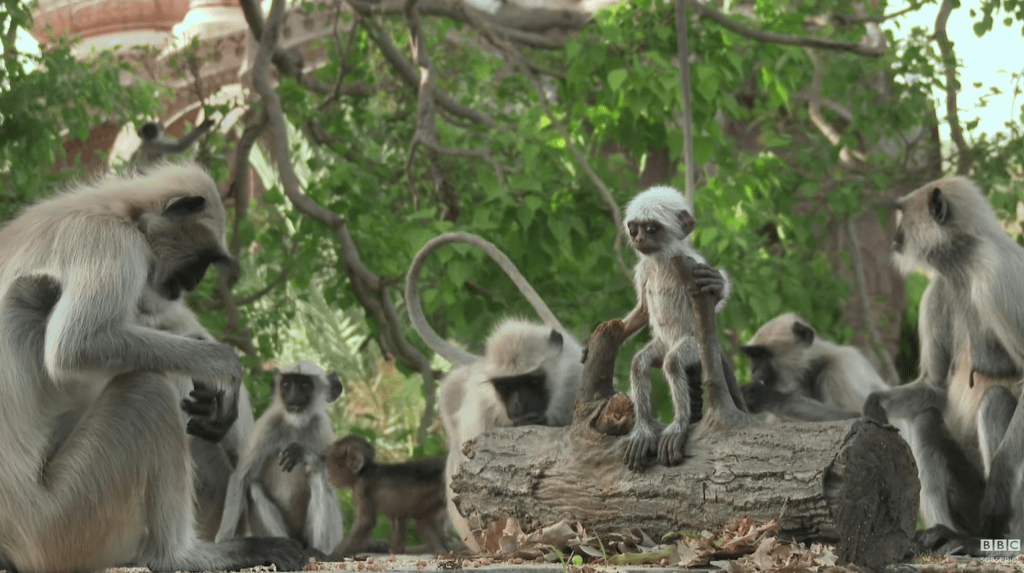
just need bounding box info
[928,187,949,224]
[164,196,207,217]
[678,209,696,235]
[792,322,815,346]
[326,373,344,402]
[740,345,770,360]
[547,329,564,351]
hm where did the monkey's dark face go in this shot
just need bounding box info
[627,220,666,255]
[138,122,161,140]
[892,183,977,276]
[740,346,779,388]
[278,373,316,413]
[491,370,549,425]
[161,248,236,300]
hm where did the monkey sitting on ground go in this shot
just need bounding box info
[864,176,1024,555]
[619,185,747,471]
[131,119,215,170]
[740,313,890,422]
[136,288,257,541]
[307,434,448,557]
[405,232,585,550]
[217,360,346,555]
[0,163,304,572]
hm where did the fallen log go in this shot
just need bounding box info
[451,415,919,570]
[450,257,919,570]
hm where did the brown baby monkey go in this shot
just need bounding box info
[320,435,449,556]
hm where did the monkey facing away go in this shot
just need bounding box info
[131,119,215,170]
[863,176,1024,554]
[217,360,345,555]
[741,313,890,422]
[619,186,746,471]
[0,163,304,572]
[405,232,584,550]
[312,434,448,557]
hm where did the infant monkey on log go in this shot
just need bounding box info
[320,435,449,557]
[619,186,746,470]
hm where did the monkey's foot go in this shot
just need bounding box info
[914,525,981,556]
[623,426,658,471]
[657,421,689,466]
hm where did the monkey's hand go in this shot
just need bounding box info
[692,264,727,303]
[512,412,547,426]
[657,420,689,467]
[182,381,237,442]
[279,442,312,473]
[741,382,778,414]
[623,424,658,471]
[862,392,890,424]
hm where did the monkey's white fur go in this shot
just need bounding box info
[624,186,732,312]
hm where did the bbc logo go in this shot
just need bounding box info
[981,539,1022,552]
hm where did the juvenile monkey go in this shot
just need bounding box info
[217,360,345,555]
[741,313,890,422]
[315,434,448,557]
[0,163,304,572]
[405,232,584,550]
[864,176,1024,553]
[620,186,745,471]
[132,119,215,170]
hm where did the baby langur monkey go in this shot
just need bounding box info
[620,186,745,471]
[741,313,890,421]
[314,435,449,557]
[217,361,345,555]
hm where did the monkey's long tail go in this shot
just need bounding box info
[405,232,567,365]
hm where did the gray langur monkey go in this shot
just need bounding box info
[619,186,746,471]
[216,360,345,555]
[318,435,448,557]
[864,176,1024,554]
[0,163,305,572]
[136,289,257,542]
[131,119,215,170]
[741,313,891,422]
[405,232,584,551]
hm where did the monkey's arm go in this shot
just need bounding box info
[330,482,378,558]
[743,382,857,421]
[280,443,344,554]
[147,120,215,153]
[621,299,649,340]
[216,445,271,542]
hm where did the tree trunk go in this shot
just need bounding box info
[451,414,919,570]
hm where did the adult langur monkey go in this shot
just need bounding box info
[864,176,1024,554]
[405,232,584,551]
[0,163,305,572]
[741,313,891,422]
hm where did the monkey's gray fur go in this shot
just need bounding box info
[216,360,345,555]
[741,313,890,422]
[405,232,584,551]
[0,163,304,572]
[620,185,740,471]
[864,176,1024,554]
[137,289,257,541]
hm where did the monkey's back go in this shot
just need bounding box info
[372,459,446,519]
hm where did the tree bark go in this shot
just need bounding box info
[451,416,919,570]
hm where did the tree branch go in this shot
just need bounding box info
[934,0,972,175]
[675,0,696,205]
[845,219,901,385]
[496,38,631,279]
[688,0,886,57]
[249,0,438,444]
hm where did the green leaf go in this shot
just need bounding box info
[608,68,628,91]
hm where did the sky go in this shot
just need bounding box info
[892,0,1024,139]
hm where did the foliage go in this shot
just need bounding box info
[0,1,163,215]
